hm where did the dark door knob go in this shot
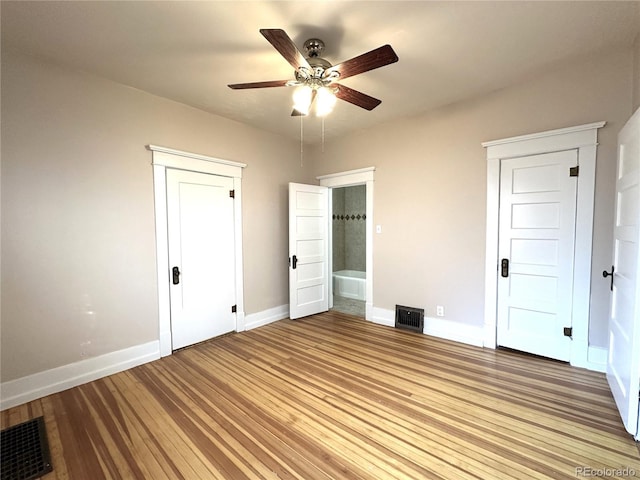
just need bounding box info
[500,258,509,278]
[172,266,181,285]
[602,265,614,291]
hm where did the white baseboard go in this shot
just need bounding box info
[585,345,607,373]
[1,341,160,411]
[370,307,484,347]
[244,304,289,331]
[424,316,485,347]
[371,306,395,327]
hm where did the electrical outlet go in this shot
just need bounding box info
[376,225,382,234]
[436,305,445,317]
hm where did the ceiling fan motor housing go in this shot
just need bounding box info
[303,38,325,57]
[295,65,335,92]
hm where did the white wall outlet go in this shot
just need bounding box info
[436,305,445,317]
[376,224,382,234]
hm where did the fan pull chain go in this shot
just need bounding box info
[300,115,304,167]
[321,117,325,153]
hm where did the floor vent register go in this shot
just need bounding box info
[395,305,424,333]
[1,416,53,480]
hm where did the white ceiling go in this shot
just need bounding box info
[2,1,639,144]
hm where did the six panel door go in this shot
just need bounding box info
[497,150,578,361]
[167,169,236,350]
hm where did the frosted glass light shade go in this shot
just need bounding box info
[292,87,312,115]
[316,87,337,117]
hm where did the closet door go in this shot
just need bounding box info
[496,150,578,361]
[167,169,236,349]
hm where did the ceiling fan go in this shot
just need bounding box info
[228,29,399,116]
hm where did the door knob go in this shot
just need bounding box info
[602,265,614,291]
[172,266,181,285]
[500,258,509,278]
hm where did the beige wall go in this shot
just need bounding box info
[2,44,636,385]
[310,49,633,348]
[1,51,312,382]
[633,33,640,112]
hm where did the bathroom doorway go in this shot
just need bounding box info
[318,167,374,321]
[331,185,366,317]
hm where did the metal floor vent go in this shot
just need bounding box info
[395,305,424,333]
[1,417,53,480]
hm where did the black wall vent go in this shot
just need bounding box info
[395,305,424,333]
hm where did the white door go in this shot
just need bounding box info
[607,107,640,438]
[497,150,578,361]
[167,169,236,349]
[289,183,329,319]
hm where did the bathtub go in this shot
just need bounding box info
[333,270,366,301]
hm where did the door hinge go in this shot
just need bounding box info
[231,305,237,313]
[229,189,235,198]
[569,166,579,177]
[563,327,573,338]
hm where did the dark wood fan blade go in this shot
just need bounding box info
[228,80,291,89]
[260,29,310,71]
[327,44,398,80]
[334,84,382,111]
[291,109,306,117]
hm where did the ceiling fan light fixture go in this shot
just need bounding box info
[229,30,398,117]
[316,86,337,117]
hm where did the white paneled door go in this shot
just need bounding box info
[289,183,329,319]
[607,107,640,438]
[167,169,236,350]
[497,150,578,361]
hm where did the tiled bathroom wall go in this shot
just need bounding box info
[332,185,366,273]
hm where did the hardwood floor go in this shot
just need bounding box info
[2,311,639,479]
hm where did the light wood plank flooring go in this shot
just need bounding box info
[2,311,639,479]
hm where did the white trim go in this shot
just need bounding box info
[481,122,606,150]
[319,168,375,321]
[482,122,605,370]
[245,305,290,331]
[424,317,485,348]
[581,345,608,373]
[148,144,247,169]
[148,145,245,356]
[370,307,484,347]
[232,176,246,331]
[371,306,396,327]
[317,167,375,184]
[152,164,172,357]
[1,341,160,411]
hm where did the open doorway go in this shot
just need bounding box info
[331,185,366,317]
[318,167,374,321]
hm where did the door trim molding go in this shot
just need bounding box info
[318,167,374,321]
[148,145,246,356]
[482,122,605,369]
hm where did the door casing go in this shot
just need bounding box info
[318,167,375,321]
[148,145,246,356]
[483,122,605,370]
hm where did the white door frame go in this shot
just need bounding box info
[148,145,246,357]
[317,167,375,321]
[482,122,605,369]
